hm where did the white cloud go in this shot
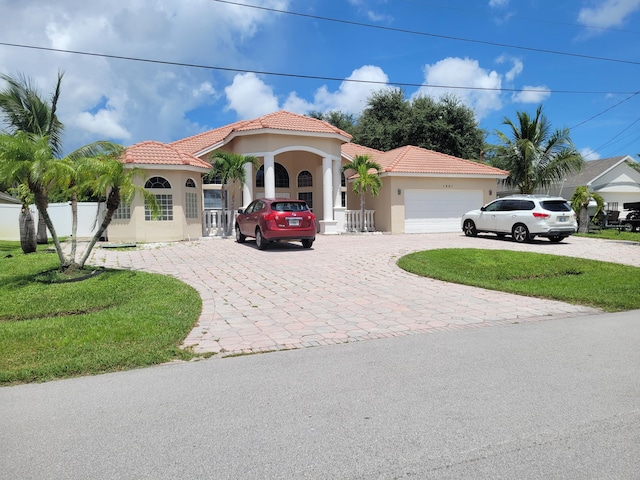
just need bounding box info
[312,66,390,114]
[413,57,503,119]
[225,66,389,118]
[512,85,551,103]
[224,73,279,119]
[0,0,290,152]
[577,0,640,28]
[489,0,509,7]
[347,0,392,22]
[581,148,601,160]
[496,56,524,83]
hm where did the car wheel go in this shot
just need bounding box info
[463,219,477,237]
[301,239,314,249]
[624,222,634,232]
[255,228,269,250]
[548,235,565,243]
[235,224,246,243]
[512,224,531,243]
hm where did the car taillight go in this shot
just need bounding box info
[533,212,550,219]
[263,213,276,221]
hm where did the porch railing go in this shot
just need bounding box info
[203,209,236,237]
[345,210,375,232]
[204,208,375,236]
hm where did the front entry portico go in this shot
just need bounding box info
[241,146,345,234]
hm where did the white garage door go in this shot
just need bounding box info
[405,189,483,233]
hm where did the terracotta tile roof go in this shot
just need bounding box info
[342,142,383,159]
[123,141,211,170]
[171,111,352,155]
[342,143,509,177]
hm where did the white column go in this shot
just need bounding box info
[332,158,346,233]
[264,153,275,199]
[332,158,341,208]
[243,162,253,206]
[322,156,333,221]
[320,156,339,234]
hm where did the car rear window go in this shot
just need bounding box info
[271,202,309,212]
[541,200,572,212]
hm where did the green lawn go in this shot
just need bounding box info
[575,229,640,242]
[0,241,203,385]
[398,248,640,312]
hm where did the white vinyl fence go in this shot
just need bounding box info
[0,202,104,241]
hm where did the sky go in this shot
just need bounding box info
[1,0,640,161]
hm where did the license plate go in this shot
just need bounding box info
[558,216,567,222]
[288,218,300,226]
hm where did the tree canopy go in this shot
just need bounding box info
[309,89,485,160]
[492,105,584,194]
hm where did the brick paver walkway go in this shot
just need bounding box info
[87,233,640,355]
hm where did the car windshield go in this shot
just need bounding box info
[541,200,572,212]
[271,202,308,212]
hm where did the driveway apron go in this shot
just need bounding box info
[87,233,640,355]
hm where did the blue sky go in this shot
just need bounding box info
[1,0,640,161]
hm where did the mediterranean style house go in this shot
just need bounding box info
[106,110,509,243]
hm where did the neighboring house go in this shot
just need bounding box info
[544,156,640,214]
[104,110,508,243]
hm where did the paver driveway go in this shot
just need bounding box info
[88,233,640,355]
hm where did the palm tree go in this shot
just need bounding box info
[494,105,584,194]
[0,72,64,246]
[342,154,383,232]
[74,149,160,269]
[205,151,258,238]
[0,132,68,263]
[571,186,604,233]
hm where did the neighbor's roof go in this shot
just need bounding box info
[171,111,353,155]
[0,191,20,204]
[563,156,634,186]
[122,141,211,170]
[343,143,509,177]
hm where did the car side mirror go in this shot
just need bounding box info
[237,208,244,214]
[480,206,486,212]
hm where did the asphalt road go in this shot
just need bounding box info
[1,310,639,479]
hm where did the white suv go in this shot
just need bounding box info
[461,195,577,243]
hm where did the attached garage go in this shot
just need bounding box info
[404,189,483,233]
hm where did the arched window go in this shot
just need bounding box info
[256,162,289,188]
[297,170,313,188]
[144,176,173,221]
[341,171,346,187]
[145,176,171,189]
[185,178,196,188]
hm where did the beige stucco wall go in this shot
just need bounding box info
[199,133,346,221]
[106,168,205,243]
[345,175,500,234]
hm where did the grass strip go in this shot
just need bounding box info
[397,248,640,312]
[0,242,202,385]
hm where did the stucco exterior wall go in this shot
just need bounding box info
[106,168,205,243]
[355,176,498,234]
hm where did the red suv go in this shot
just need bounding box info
[235,198,316,250]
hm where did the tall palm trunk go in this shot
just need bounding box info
[78,188,120,268]
[360,194,366,232]
[19,206,37,253]
[69,191,79,264]
[36,211,48,244]
[32,186,65,266]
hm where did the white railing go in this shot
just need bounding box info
[203,209,236,237]
[345,210,375,232]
